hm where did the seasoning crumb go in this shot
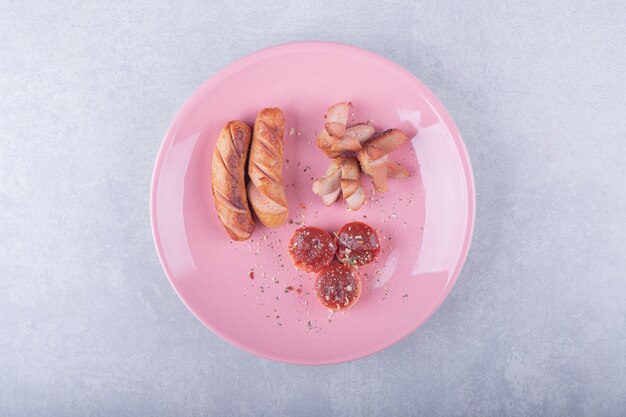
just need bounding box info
[248,271,254,280]
[288,127,295,135]
[307,320,313,330]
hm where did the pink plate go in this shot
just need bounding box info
[151,42,475,364]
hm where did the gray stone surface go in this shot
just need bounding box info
[1,1,625,416]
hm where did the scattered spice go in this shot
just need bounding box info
[248,271,254,280]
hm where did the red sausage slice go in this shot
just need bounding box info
[288,227,337,272]
[315,263,362,311]
[336,221,381,266]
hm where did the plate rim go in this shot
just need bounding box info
[150,41,476,365]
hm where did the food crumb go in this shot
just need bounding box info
[248,271,254,280]
[288,127,295,135]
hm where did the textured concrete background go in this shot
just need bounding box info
[1,1,625,416]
